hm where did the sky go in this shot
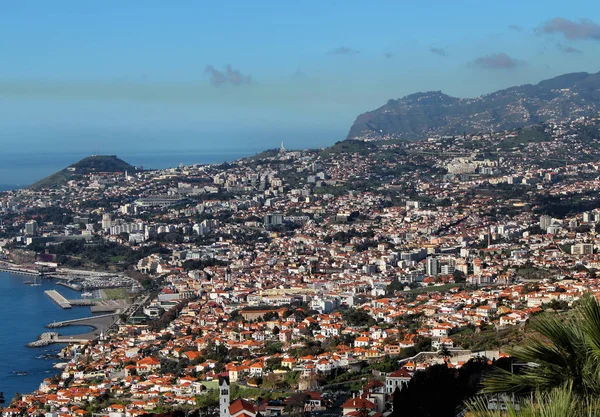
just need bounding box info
[1,0,600,156]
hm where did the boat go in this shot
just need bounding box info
[31,275,41,286]
[81,291,93,298]
[11,371,28,376]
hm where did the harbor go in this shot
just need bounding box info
[0,270,98,400]
[27,313,120,347]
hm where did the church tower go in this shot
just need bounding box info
[219,375,230,417]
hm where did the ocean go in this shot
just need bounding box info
[0,149,264,188]
[0,272,93,403]
[0,149,274,191]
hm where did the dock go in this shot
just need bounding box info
[44,290,72,309]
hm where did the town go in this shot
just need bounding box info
[2,114,600,417]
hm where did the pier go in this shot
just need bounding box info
[44,290,72,309]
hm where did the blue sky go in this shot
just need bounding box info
[1,0,600,154]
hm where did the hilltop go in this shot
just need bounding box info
[347,71,600,140]
[30,155,134,190]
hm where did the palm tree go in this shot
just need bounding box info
[482,294,600,396]
[439,345,451,360]
[468,383,600,417]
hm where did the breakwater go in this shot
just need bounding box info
[46,313,119,329]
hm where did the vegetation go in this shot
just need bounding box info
[482,295,600,396]
[30,155,134,190]
[498,125,551,150]
[451,325,527,352]
[392,357,508,417]
[27,238,164,271]
[468,383,598,417]
[347,72,600,140]
[341,308,375,327]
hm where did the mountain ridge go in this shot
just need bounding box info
[347,71,600,140]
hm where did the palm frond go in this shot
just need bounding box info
[470,384,597,417]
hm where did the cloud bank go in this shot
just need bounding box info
[471,53,521,69]
[540,17,600,41]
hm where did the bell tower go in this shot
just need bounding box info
[219,375,230,417]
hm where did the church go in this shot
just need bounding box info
[219,375,262,417]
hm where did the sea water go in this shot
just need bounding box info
[0,272,93,403]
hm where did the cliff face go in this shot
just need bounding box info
[346,72,600,140]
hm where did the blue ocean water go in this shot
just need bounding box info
[0,149,263,188]
[0,273,93,403]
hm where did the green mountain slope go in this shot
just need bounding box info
[30,155,134,190]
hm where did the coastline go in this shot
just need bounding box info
[0,271,97,401]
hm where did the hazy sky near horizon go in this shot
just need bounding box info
[1,0,600,153]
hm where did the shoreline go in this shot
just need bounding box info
[0,271,97,402]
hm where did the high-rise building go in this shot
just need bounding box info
[264,213,284,227]
[540,215,552,231]
[25,220,38,236]
[102,213,113,231]
[426,257,439,276]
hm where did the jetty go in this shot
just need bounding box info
[44,290,72,309]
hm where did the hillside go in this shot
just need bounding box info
[347,71,600,140]
[30,155,134,190]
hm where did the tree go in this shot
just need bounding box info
[286,392,309,417]
[482,295,600,396]
[342,308,375,326]
[391,387,401,417]
[394,358,491,417]
[468,383,597,417]
[438,345,451,360]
